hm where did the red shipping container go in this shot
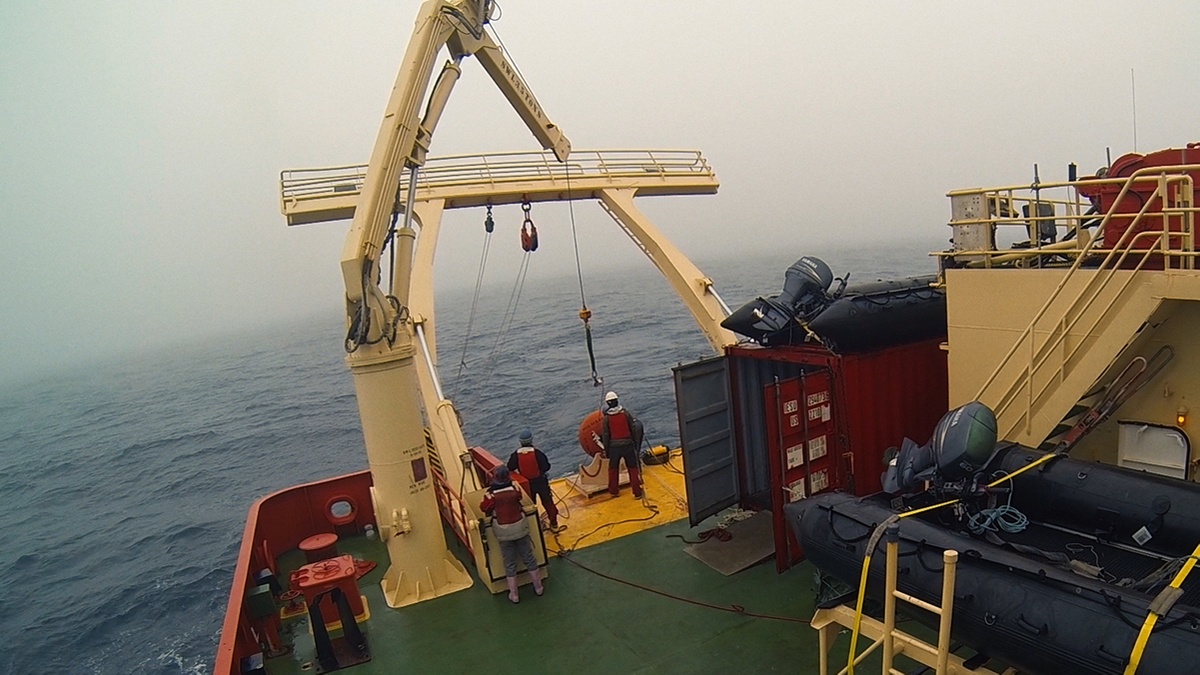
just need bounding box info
[726,339,948,571]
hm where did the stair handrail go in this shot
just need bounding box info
[999,174,1195,432]
[993,175,1194,384]
[970,169,1163,397]
[969,168,1197,438]
[992,227,1167,439]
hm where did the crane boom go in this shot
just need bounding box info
[335,0,571,608]
[340,0,569,313]
[474,40,571,162]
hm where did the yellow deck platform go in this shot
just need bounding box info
[541,450,690,555]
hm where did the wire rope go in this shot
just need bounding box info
[563,160,603,386]
[454,207,495,390]
[565,160,585,310]
[479,250,532,386]
[487,16,600,386]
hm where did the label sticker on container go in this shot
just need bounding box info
[811,469,829,493]
[786,443,805,469]
[787,480,806,502]
[807,434,827,461]
[1132,526,1153,546]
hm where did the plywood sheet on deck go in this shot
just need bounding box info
[683,510,775,576]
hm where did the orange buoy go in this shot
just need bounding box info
[577,410,605,457]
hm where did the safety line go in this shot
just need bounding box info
[553,550,811,624]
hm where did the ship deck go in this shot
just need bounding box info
[262,515,934,674]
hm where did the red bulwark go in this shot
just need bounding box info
[217,470,376,674]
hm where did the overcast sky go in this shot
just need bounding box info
[2,1,1198,384]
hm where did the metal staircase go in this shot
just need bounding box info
[949,167,1198,446]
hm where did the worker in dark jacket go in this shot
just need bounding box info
[507,428,561,532]
[600,390,642,498]
[480,466,544,603]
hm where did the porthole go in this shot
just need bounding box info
[325,495,357,526]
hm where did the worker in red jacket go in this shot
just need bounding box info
[480,466,544,603]
[600,390,643,498]
[507,428,561,532]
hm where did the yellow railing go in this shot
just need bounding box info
[943,172,1195,267]
[940,166,1198,439]
[279,149,713,203]
[812,528,997,675]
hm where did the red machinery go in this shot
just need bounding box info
[1080,143,1200,252]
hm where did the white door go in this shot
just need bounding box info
[1117,422,1191,480]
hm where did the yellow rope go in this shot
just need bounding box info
[1124,544,1200,674]
[985,451,1056,488]
[898,498,960,519]
[846,551,875,673]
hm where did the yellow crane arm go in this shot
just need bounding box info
[473,39,571,163]
[332,0,570,607]
[340,0,570,314]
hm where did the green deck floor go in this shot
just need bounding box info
[268,516,932,674]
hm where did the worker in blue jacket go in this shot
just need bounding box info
[507,428,561,532]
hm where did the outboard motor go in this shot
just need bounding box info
[883,401,999,495]
[721,256,837,344]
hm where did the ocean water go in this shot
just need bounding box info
[0,243,936,673]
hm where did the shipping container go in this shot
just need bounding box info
[674,338,948,571]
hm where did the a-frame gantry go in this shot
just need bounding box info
[279,148,735,591]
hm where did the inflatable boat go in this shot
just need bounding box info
[788,405,1200,674]
[720,257,944,351]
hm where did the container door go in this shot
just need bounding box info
[674,355,739,526]
[765,370,837,571]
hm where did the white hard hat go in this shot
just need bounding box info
[604,391,619,403]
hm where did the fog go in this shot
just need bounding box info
[2,1,1197,384]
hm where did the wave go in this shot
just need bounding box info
[114,430,220,460]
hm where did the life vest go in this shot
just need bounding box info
[515,447,542,479]
[606,409,632,441]
[483,485,525,525]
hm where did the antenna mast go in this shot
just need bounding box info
[1131,68,1138,152]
